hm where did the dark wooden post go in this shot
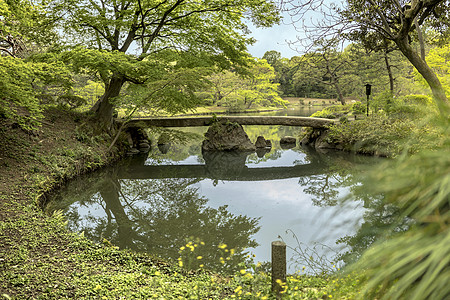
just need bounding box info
[271,241,286,297]
[365,83,372,117]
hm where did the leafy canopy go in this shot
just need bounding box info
[0,55,71,129]
[47,0,281,117]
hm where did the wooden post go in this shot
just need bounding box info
[271,241,286,297]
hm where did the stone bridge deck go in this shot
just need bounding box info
[122,116,335,129]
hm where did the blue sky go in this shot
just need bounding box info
[246,20,301,59]
[247,1,342,59]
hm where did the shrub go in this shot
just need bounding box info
[310,104,352,119]
[351,101,366,114]
[347,115,450,299]
[401,94,433,106]
[326,112,442,156]
[371,90,394,112]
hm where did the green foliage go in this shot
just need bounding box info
[401,94,433,106]
[0,55,71,129]
[371,90,393,112]
[59,47,217,116]
[311,104,353,119]
[0,0,58,57]
[416,45,450,97]
[45,0,281,123]
[73,79,104,108]
[351,101,366,114]
[326,111,443,156]
[347,116,450,299]
[202,58,287,111]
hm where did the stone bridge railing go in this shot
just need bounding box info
[121,116,335,129]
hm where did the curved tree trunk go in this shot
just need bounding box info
[395,37,448,113]
[323,55,345,105]
[90,74,125,131]
[333,80,345,105]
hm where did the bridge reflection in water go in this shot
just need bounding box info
[118,150,329,181]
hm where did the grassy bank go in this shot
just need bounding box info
[302,99,445,157]
[0,107,359,299]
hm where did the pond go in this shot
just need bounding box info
[45,112,380,275]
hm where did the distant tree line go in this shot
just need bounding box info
[262,42,448,104]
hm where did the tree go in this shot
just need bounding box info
[238,58,287,108]
[50,0,280,130]
[204,70,241,106]
[292,53,331,98]
[292,43,349,104]
[263,50,294,96]
[202,58,287,110]
[0,54,71,129]
[0,0,58,57]
[341,0,450,111]
[283,0,450,113]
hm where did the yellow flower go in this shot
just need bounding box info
[218,243,227,249]
[230,248,235,255]
[240,269,246,274]
[199,264,204,268]
[197,256,203,260]
[154,271,161,276]
[180,246,185,251]
[94,284,102,291]
[234,286,242,293]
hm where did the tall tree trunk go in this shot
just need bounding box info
[90,74,125,131]
[324,56,345,105]
[333,81,345,105]
[395,36,448,113]
[383,50,394,94]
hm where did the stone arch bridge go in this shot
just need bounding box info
[121,116,335,129]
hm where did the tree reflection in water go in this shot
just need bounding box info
[47,160,259,274]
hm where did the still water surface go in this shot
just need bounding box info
[46,108,377,274]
